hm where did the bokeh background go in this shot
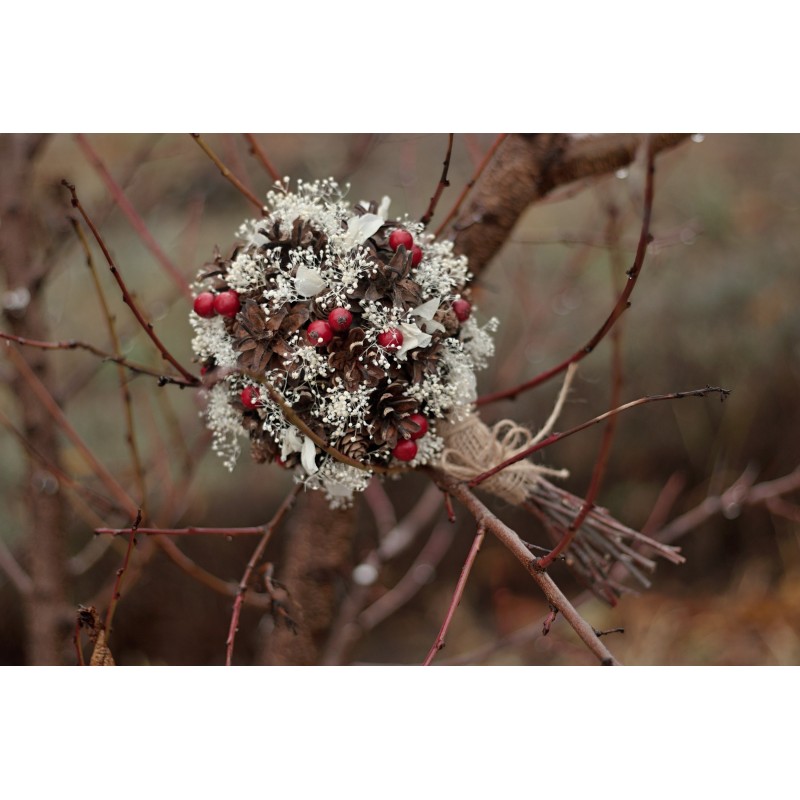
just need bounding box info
[1,133,799,665]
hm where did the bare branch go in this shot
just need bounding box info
[226,485,302,665]
[451,133,688,278]
[191,133,266,212]
[62,181,200,386]
[432,473,621,665]
[420,134,454,226]
[73,134,191,299]
[422,522,485,665]
[476,138,657,406]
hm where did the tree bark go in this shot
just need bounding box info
[451,133,689,277]
[0,134,70,664]
[259,492,356,665]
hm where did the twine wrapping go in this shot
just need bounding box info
[438,411,568,504]
[438,363,576,504]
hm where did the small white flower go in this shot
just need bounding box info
[396,322,432,360]
[294,264,327,297]
[341,213,384,250]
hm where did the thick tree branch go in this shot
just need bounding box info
[450,133,688,277]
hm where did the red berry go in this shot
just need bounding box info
[328,307,353,332]
[407,413,428,441]
[452,299,472,322]
[392,439,418,462]
[307,320,333,346]
[240,386,260,409]
[193,292,216,318]
[377,328,403,350]
[411,245,423,267]
[214,290,240,318]
[389,229,414,251]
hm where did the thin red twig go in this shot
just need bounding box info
[73,134,191,299]
[96,525,277,537]
[536,204,627,570]
[71,217,147,510]
[475,139,657,407]
[469,386,731,491]
[434,133,508,239]
[0,330,197,387]
[104,509,142,635]
[191,134,265,212]
[226,485,301,665]
[420,134,454,227]
[422,523,485,666]
[62,180,200,385]
[242,134,282,183]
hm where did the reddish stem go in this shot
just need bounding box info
[104,510,142,635]
[62,180,200,385]
[468,386,731,491]
[422,523,485,666]
[96,525,274,536]
[226,486,301,665]
[191,133,265,212]
[434,133,508,239]
[73,134,191,299]
[420,134,454,227]
[242,133,282,183]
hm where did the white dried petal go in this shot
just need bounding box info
[294,264,327,297]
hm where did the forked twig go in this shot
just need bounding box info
[62,181,200,385]
[73,134,191,299]
[435,134,508,238]
[434,473,621,665]
[476,138,657,407]
[226,485,301,665]
[469,386,731,492]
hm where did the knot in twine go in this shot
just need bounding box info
[438,411,569,505]
[437,364,577,505]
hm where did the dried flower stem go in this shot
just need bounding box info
[226,485,301,665]
[469,385,731,492]
[475,139,657,406]
[422,522,485,665]
[242,134,282,183]
[420,133,454,226]
[62,180,200,385]
[435,134,508,238]
[73,134,191,299]
[191,133,266,212]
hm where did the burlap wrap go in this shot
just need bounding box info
[438,410,569,505]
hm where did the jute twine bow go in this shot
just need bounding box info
[437,365,577,504]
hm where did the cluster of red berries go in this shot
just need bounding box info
[193,290,241,319]
[388,228,424,268]
[391,413,428,462]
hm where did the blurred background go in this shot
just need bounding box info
[1,133,798,665]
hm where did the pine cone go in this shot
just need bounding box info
[368,381,419,448]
